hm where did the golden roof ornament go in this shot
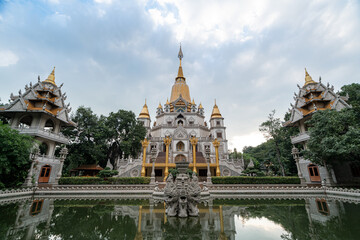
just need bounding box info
[158,102,162,109]
[44,67,56,85]
[198,102,203,109]
[304,68,316,86]
[192,98,195,105]
[211,99,223,118]
[166,98,170,105]
[177,44,184,79]
[139,99,150,119]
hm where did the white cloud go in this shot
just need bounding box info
[0,50,19,67]
[47,12,71,27]
[94,0,112,4]
[229,131,266,152]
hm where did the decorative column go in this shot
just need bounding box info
[291,146,306,185]
[164,136,172,181]
[205,146,212,184]
[24,148,39,187]
[55,146,68,185]
[150,147,157,185]
[190,137,198,173]
[141,138,149,177]
[134,206,143,240]
[212,138,221,176]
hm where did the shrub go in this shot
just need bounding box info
[211,176,300,184]
[98,170,118,178]
[59,177,150,185]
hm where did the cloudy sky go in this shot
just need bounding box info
[0,0,359,151]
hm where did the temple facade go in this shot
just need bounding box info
[0,68,73,186]
[116,47,243,180]
[286,69,354,186]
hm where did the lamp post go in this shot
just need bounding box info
[163,136,172,181]
[55,146,68,185]
[205,145,212,184]
[291,146,306,185]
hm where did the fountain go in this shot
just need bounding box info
[162,161,210,217]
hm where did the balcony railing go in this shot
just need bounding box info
[14,127,69,144]
[290,132,310,144]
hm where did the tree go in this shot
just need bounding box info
[62,106,108,172]
[105,110,146,167]
[304,108,360,166]
[259,110,286,176]
[340,83,360,121]
[0,121,34,189]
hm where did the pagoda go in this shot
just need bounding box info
[0,68,74,186]
[116,46,244,181]
[286,69,350,186]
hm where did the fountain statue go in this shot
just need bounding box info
[163,162,208,217]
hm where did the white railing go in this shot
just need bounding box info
[15,127,69,144]
[290,132,310,144]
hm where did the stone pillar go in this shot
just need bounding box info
[164,136,172,181]
[291,146,306,185]
[55,146,68,185]
[141,138,149,177]
[190,137,198,173]
[212,138,221,176]
[205,146,212,183]
[150,148,156,185]
[24,148,39,187]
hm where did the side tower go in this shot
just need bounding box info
[286,69,350,186]
[0,68,75,186]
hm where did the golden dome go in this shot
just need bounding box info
[304,68,316,86]
[139,100,150,119]
[211,100,222,118]
[43,67,56,85]
[158,102,162,109]
[198,103,203,109]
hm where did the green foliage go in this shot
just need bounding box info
[97,169,119,178]
[105,109,146,166]
[304,108,360,166]
[63,107,146,174]
[168,168,179,177]
[62,106,108,172]
[244,111,298,176]
[241,167,266,176]
[211,176,300,184]
[0,121,34,189]
[59,177,150,185]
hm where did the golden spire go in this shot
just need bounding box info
[44,67,56,85]
[211,99,222,118]
[158,102,162,109]
[138,99,150,119]
[170,45,191,103]
[304,68,316,86]
[192,98,195,105]
[166,98,170,105]
[177,44,185,79]
[198,102,203,109]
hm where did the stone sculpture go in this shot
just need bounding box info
[164,162,202,217]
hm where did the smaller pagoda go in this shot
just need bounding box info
[0,67,75,186]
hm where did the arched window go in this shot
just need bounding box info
[18,115,32,129]
[176,141,185,151]
[308,164,321,182]
[39,142,48,155]
[38,165,51,183]
[44,119,55,132]
[177,120,184,126]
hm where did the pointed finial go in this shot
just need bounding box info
[178,43,183,64]
[44,66,56,85]
[166,98,170,105]
[304,68,316,86]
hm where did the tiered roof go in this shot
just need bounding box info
[285,69,350,126]
[0,68,75,126]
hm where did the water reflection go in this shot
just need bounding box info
[0,197,359,240]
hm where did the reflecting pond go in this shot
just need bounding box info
[0,197,359,239]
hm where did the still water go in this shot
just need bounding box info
[0,197,359,240]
